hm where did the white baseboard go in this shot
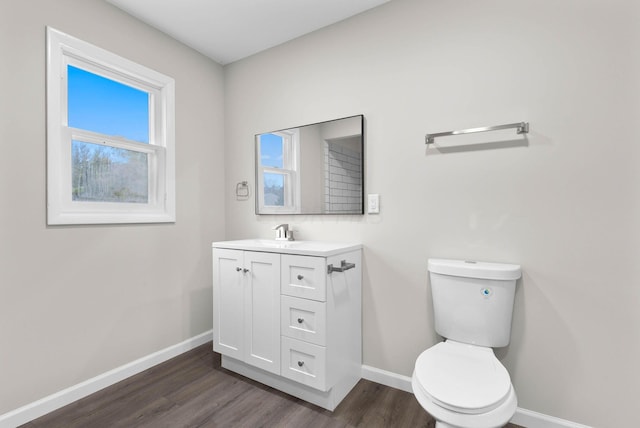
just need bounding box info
[362,364,413,393]
[361,364,592,428]
[0,330,213,428]
[510,408,593,428]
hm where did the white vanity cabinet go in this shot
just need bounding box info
[212,240,362,411]
[212,248,281,375]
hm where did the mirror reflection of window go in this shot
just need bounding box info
[260,133,283,168]
[256,130,300,213]
[263,172,284,206]
[255,115,364,215]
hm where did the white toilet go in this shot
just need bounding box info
[412,259,521,428]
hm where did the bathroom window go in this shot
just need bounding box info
[256,130,300,213]
[46,27,175,225]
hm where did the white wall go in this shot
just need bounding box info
[224,0,640,426]
[0,0,225,414]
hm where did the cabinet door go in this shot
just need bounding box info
[213,248,244,360]
[244,251,281,374]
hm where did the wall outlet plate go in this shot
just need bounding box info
[367,194,380,214]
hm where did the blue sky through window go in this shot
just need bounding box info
[67,65,149,143]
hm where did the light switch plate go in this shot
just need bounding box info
[367,194,380,214]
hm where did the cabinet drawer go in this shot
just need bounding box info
[281,255,326,301]
[281,336,327,391]
[281,295,326,346]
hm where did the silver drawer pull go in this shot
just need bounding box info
[297,361,304,367]
[327,260,356,274]
[297,274,304,280]
[236,267,242,272]
[297,317,304,324]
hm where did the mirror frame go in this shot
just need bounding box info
[255,115,364,215]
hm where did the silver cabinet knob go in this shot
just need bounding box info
[243,268,250,273]
[297,318,304,324]
[236,267,242,272]
[297,274,304,280]
[297,361,304,367]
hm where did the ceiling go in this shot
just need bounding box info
[106,0,390,65]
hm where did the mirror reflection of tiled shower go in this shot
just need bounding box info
[324,137,362,213]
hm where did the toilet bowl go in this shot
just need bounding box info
[412,259,521,428]
[412,340,517,428]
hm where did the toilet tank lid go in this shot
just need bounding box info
[428,259,521,280]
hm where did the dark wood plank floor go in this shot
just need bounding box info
[23,343,522,427]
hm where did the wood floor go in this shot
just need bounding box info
[23,343,522,428]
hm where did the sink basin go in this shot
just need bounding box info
[212,239,361,257]
[243,239,302,249]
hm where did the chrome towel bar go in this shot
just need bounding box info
[425,122,529,145]
[328,260,356,274]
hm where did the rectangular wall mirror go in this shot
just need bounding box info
[255,115,364,215]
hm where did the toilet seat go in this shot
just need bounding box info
[413,340,511,415]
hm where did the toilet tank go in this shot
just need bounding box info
[428,259,521,348]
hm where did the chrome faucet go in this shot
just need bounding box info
[273,224,294,241]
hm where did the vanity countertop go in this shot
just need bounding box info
[212,239,362,257]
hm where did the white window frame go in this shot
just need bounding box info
[46,27,175,225]
[256,129,301,214]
